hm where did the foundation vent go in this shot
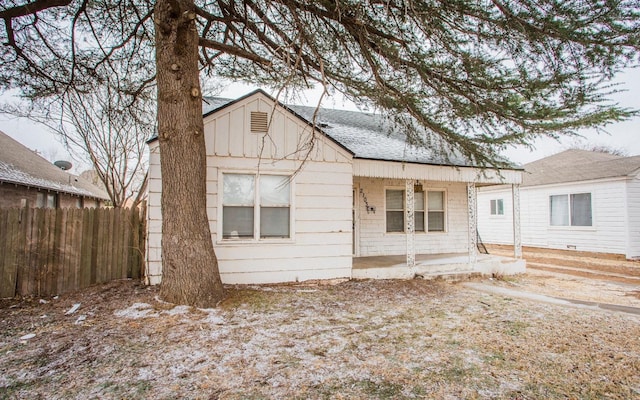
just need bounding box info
[250,111,269,133]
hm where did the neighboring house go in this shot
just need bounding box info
[478,149,640,259]
[146,90,524,285]
[0,130,109,208]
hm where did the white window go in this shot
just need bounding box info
[386,189,446,233]
[386,190,404,232]
[550,193,592,227]
[259,175,291,238]
[222,173,291,240]
[36,192,57,208]
[490,199,504,215]
[427,191,446,232]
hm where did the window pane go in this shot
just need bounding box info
[386,190,404,210]
[571,193,592,226]
[386,211,404,232]
[260,207,290,238]
[428,211,445,231]
[490,199,496,215]
[223,174,254,205]
[550,195,569,226]
[36,193,45,208]
[497,199,504,215]
[414,191,425,211]
[428,191,444,210]
[260,175,290,206]
[415,211,425,231]
[47,194,56,209]
[223,206,254,238]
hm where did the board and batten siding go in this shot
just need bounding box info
[146,93,353,285]
[354,177,470,257]
[478,179,635,257]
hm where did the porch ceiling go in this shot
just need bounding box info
[353,159,522,185]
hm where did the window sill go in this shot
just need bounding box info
[548,226,596,232]
[385,231,448,235]
[217,238,295,245]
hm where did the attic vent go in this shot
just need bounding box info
[250,111,269,133]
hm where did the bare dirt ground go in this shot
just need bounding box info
[1,251,640,400]
[487,245,640,306]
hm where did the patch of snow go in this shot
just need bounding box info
[19,333,35,340]
[114,303,159,319]
[202,312,225,325]
[65,303,81,315]
[162,305,191,316]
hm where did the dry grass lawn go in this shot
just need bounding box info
[1,277,639,399]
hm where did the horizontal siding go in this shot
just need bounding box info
[146,93,354,284]
[296,207,351,221]
[626,176,640,258]
[478,180,632,256]
[355,177,469,257]
[217,244,351,263]
[218,257,352,274]
[220,266,352,285]
[210,155,353,281]
[477,186,514,245]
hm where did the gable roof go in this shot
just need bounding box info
[0,130,110,200]
[523,149,640,186]
[197,89,520,170]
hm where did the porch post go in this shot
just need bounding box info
[467,182,478,267]
[512,184,522,259]
[406,179,415,272]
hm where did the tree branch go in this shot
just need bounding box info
[198,37,272,66]
[0,0,71,19]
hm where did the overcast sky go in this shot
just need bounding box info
[1,67,638,172]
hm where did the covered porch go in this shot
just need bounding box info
[352,159,525,279]
[352,252,526,280]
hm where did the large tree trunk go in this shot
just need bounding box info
[154,0,224,307]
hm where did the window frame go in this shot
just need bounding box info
[426,190,447,233]
[36,192,57,209]
[219,171,294,243]
[549,192,593,228]
[385,187,447,234]
[385,188,405,233]
[490,198,505,216]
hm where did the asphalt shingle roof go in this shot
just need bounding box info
[523,149,640,186]
[201,91,517,169]
[0,130,110,200]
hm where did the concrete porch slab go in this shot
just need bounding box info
[352,253,525,280]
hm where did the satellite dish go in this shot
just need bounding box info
[54,160,73,171]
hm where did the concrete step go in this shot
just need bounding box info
[416,271,482,282]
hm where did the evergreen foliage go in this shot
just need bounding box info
[1,0,639,165]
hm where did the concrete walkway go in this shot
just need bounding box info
[463,281,640,316]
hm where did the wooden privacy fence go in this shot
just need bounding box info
[0,206,146,298]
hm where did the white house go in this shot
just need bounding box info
[478,149,640,259]
[146,90,525,285]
